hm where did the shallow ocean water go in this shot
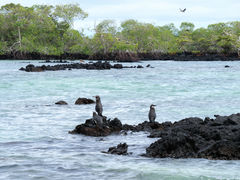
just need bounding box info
[0,60,240,180]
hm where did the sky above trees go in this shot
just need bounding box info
[1,0,240,35]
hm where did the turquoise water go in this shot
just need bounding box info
[0,60,240,180]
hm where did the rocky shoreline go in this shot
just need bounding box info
[70,113,240,160]
[1,51,240,62]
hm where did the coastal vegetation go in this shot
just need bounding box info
[1,3,240,59]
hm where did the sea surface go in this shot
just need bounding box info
[0,60,240,180]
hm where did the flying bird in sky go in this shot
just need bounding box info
[180,8,186,12]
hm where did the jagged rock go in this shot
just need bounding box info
[122,121,164,132]
[69,124,112,136]
[103,143,129,155]
[109,118,122,131]
[145,113,240,160]
[19,61,145,72]
[69,110,240,160]
[69,117,122,137]
[70,118,165,137]
[75,98,95,105]
[55,100,68,105]
[113,64,123,69]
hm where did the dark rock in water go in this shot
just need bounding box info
[69,116,166,137]
[103,143,128,155]
[69,116,122,137]
[146,64,151,67]
[145,113,240,160]
[19,61,144,72]
[19,64,46,72]
[69,123,112,136]
[75,98,95,105]
[109,118,122,131]
[122,121,164,132]
[113,64,123,69]
[69,110,240,160]
[26,64,35,69]
[55,100,68,105]
[225,65,230,68]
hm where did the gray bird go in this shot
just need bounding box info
[148,104,156,122]
[92,112,103,126]
[95,95,103,116]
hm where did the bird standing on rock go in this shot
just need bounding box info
[94,95,103,116]
[92,112,103,126]
[148,104,156,122]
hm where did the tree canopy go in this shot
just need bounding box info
[0,3,240,57]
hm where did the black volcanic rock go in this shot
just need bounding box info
[75,98,95,105]
[137,65,143,68]
[69,111,240,160]
[69,117,163,137]
[109,118,122,131]
[103,143,129,155]
[19,61,144,72]
[55,100,68,105]
[145,113,240,160]
[113,64,123,69]
[69,116,121,137]
[122,121,164,132]
[70,123,112,137]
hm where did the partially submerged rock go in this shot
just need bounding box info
[102,143,129,155]
[145,114,240,160]
[55,100,68,105]
[69,112,240,160]
[75,98,95,105]
[70,123,112,137]
[69,117,122,137]
[122,121,165,132]
[19,61,145,72]
[69,118,167,137]
[109,118,122,131]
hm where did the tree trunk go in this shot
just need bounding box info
[18,26,22,56]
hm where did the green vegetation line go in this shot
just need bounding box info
[0,3,240,58]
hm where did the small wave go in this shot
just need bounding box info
[0,141,32,146]
[0,164,19,169]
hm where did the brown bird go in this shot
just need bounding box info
[94,95,103,116]
[148,104,156,122]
